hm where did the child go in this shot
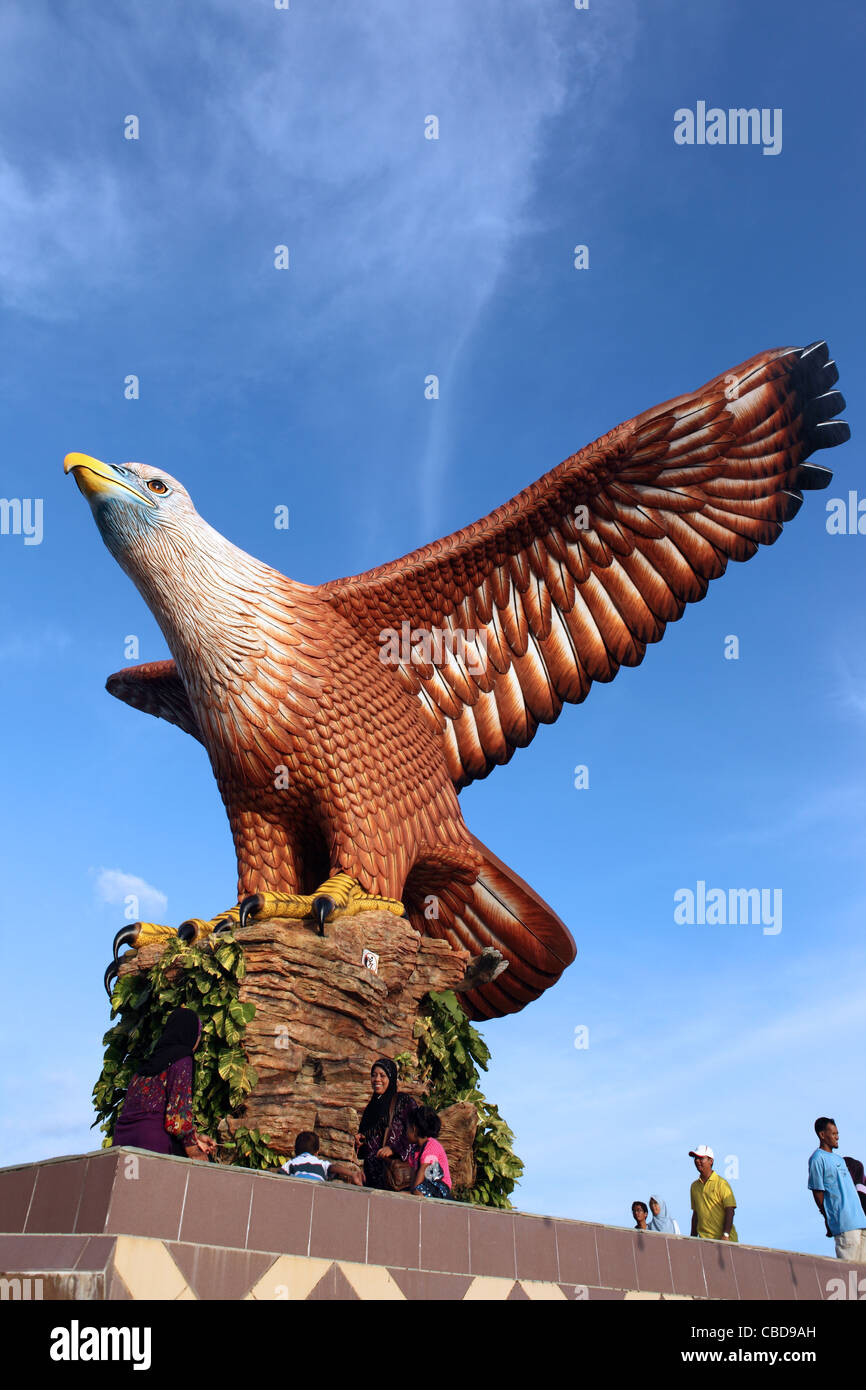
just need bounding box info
[281,1130,330,1182]
[281,1130,364,1185]
[407,1106,452,1199]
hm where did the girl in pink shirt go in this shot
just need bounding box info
[407,1106,452,1199]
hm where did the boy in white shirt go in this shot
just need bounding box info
[282,1130,330,1182]
[281,1129,363,1185]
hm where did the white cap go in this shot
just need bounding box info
[689,1145,714,1160]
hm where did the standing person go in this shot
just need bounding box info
[688,1145,738,1242]
[631,1201,650,1231]
[648,1195,680,1234]
[843,1157,866,1220]
[112,1007,216,1160]
[355,1057,417,1189]
[808,1119,866,1261]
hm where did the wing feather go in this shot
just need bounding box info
[106,661,203,742]
[319,343,849,788]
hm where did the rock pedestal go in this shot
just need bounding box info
[121,911,470,1167]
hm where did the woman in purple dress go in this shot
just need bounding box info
[112,1008,215,1160]
[355,1057,417,1189]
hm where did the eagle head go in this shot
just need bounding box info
[64,451,278,678]
[63,453,199,567]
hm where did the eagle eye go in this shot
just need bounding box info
[146,479,169,495]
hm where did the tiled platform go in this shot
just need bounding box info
[0,1149,856,1300]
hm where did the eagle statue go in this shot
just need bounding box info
[67,341,848,1020]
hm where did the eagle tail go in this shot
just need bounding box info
[408,833,576,1021]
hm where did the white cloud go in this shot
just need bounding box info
[96,868,167,917]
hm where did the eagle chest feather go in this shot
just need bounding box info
[184,594,448,822]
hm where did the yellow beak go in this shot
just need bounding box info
[64,452,155,506]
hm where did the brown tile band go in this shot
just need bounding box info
[0,1149,855,1300]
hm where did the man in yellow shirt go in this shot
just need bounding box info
[689,1145,738,1241]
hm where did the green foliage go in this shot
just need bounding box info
[92,933,286,1171]
[393,1051,416,1082]
[413,990,523,1210]
[217,1126,287,1170]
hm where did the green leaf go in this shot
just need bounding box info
[217,1047,243,1081]
[214,943,238,971]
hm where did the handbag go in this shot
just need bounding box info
[384,1157,416,1192]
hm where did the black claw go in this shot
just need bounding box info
[239,894,262,930]
[104,961,120,999]
[177,921,197,944]
[113,924,140,963]
[213,918,233,936]
[312,896,335,936]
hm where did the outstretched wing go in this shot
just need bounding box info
[106,660,204,743]
[319,342,848,789]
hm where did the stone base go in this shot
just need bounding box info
[122,910,469,1163]
[0,1149,855,1301]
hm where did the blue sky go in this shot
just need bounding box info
[1,0,864,1259]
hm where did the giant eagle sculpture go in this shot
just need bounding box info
[67,341,848,1018]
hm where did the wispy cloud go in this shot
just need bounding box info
[0,626,73,664]
[0,4,580,324]
[715,780,866,850]
[0,155,128,319]
[0,1066,103,1165]
[0,1,639,525]
[96,868,167,917]
[832,655,866,723]
[481,943,866,1247]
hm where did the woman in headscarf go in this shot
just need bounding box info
[355,1058,417,1189]
[112,1007,216,1160]
[648,1194,680,1234]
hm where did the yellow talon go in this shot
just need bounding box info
[314,872,357,910]
[238,876,406,932]
[177,907,241,944]
[250,891,319,921]
[106,909,243,998]
[137,922,179,946]
[351,893,406,917]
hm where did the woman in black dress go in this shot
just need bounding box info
[355,1057,417,1189]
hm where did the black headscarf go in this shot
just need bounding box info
[136,1007,202,1077]
[359,1057,398,1136]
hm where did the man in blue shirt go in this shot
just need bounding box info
[808,1117,866,1262]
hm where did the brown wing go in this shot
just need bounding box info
[106,660,204,743]
[319,342,848,789]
